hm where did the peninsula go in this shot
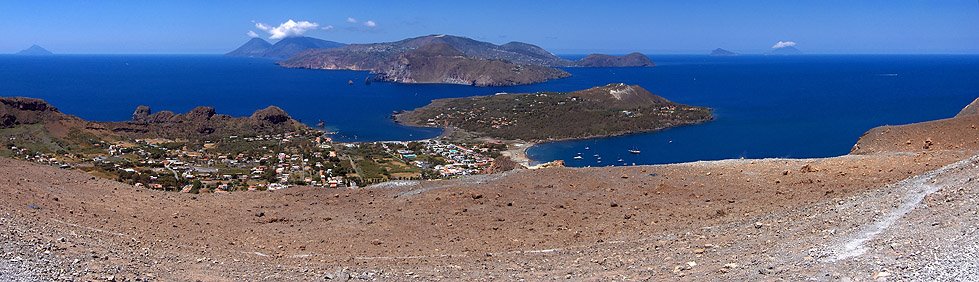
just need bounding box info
[396,83,712,142]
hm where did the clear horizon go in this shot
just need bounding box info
[2,1,978,55]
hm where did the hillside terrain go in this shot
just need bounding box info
[396,83,712,141]
[278,34,653,86]
[2,98,979,280]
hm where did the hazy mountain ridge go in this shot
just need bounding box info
[226,36,346,59]
[15,45,54,56]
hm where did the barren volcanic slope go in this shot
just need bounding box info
[2,99,979,281]
[396,83,712,142]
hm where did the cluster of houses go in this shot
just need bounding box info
[7,130,509,191]
[6,146,72,169]
[390,140,495,177]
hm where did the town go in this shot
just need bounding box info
[3,130,506,193]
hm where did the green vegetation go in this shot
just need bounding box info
[398,85,713,141]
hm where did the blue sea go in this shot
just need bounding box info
[1,54,977,167]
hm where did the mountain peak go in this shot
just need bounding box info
[226,36,344,59]
[226,38,273,57]
[16,44,54,56]
[710,48,738,56]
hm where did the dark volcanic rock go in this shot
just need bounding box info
[184,106,217,121]
[0,97,56,112]
[106,104,306,140]
[251,106,292,124]
[0,114,16,128]
[132,106,151,123]
[147,111,176,123]
[0,97,74,128]
[575,53,654,67]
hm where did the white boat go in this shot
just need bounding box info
[573,156,583,160]
[584,147,590,150]
[628,149,641,154]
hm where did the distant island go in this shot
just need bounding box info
[710,48,738,56]
[395,83,712,142]
[576,53,654,67]
[768,46,803,55]
[226,36,346,59]
[270,34,654,86]
[15,44,53,56]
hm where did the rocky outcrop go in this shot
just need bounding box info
[574,53,654,67]
[251,106,292,124]
[103,104,307,140]
[1,97,56,112]
[132,106,151,123]
[0,97,76,128]
[183,106,217,121]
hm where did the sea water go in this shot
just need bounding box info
[1,54,976,166]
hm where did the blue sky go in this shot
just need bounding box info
[1,0,977,54]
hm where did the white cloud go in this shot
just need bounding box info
[346,17,358,23]
[772,41,797,49]
[246,30,259,38]
[254,19,320,40]
[322,25,334,31]
[363,20,377,28]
